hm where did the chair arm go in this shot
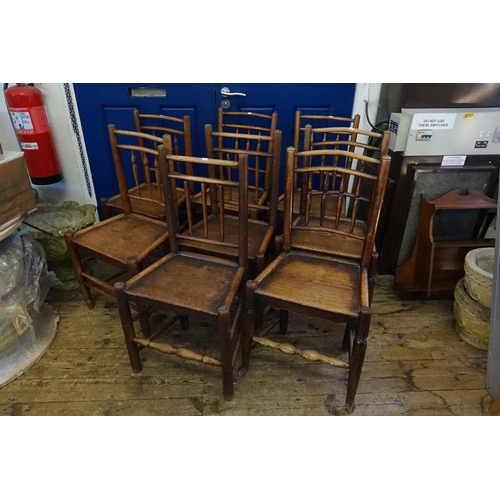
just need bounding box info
[254,251,288,285]
[220,266,246,312]
[257,225,276,255]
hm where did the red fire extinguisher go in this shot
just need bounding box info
[4,84,63,185]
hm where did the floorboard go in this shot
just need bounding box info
[0,275,496,416]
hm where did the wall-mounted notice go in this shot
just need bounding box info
[441,155,467,167]
[411,113,457,130]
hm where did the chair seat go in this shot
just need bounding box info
[72,213,168,265]
[256,250,361,319]
[105,184,184,219]
[292,215,367,260]
[181,215,271,261]
[124,252,240,317]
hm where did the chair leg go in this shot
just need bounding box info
[100,197,111,219]
[64,232,94,309]
[342,324,353,352]
[255,252,265,278]
[180,315,189,330]
[255,298,266,332]
[127,257,151,337]
[239,280,257,377]
[279,310,289,335]
[368,253,378,304]
[115,281,142,372]
[253,254,266,332]
[346,309,371,413]
[218,305,234,401]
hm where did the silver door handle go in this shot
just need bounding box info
[221,87,246,97]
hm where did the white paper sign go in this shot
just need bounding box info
[441,155,466,167]
[411,113,457,130]
[10,111,34,131]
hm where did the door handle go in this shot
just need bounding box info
[220,87,246,97]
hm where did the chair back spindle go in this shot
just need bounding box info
[159,141,249,269]
[108,124,167,216]
[205,123,281,219]
[284,146,391,268]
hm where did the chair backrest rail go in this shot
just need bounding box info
[212,131,273,142]
[141,125,186,135]
[168,172,239,188]
[114,129,165,142]
[138,113,185,123]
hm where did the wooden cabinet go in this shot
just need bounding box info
[394,188,497,297]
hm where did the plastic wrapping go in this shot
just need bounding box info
[0,233,59,353]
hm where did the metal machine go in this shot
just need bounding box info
[378,107,500,275]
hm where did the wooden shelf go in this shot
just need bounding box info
[394,189,497,297]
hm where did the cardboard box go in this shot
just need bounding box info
[0,151,37,230]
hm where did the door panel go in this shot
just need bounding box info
[215,83,355,193]
[74,83,355,217]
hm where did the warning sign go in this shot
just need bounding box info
[8,106,50,134]
[10,110,34,132]
[411,113,456,130]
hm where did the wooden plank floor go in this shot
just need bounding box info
[0,275,495,416]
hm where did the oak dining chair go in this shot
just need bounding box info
[65,125,170,310]
[240,145,391,413]
[185,124,281,278]
[101,110,192,221]
[114,138,249,401]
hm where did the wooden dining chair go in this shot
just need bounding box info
[276,112,360,209]
[293,111,361,154]
[215,107,278,209]
[208,124,278,212]
[64,124,170,309]
[280,123,390,216]
[114,141,249,401]
[185,124,281,278]
[101,110,193,220]
[218,107,278,140]
[240,146,391,413]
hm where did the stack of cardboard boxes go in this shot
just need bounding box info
[0,145,36,241]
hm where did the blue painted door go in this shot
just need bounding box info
[73,83,355,217]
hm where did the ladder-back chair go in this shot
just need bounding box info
[185,124,281,277]
[65,125,170,309]
[240,146,391,413]
[276,112,360,209]
[101,110,193,220]
[281,126,390,277]
[293,111,361,154]
[215,108,278,211]
[114,141,249,401]
[218,107,278,139]
[280,122,389,215]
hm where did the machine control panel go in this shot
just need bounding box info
[389,107,500,156]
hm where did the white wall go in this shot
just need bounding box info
[0,83,96,207]
[351,83,382,132]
